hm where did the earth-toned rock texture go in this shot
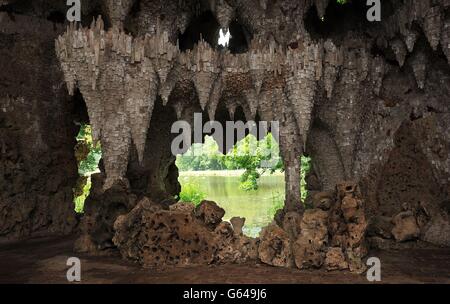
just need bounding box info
[0,0,449,270]
[113,199,258,267]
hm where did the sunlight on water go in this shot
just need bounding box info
[178,171,285,238]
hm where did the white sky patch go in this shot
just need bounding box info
[218,28,231,47]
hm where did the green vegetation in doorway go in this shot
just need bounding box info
[73,124,102,213]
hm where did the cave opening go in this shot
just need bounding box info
[177,10,251,53]
[175,130,285,237]
[178,10,221,51]
[71,89,102,213]
[170,102,314,237]
[304,0,377,42]
[224,19,252,54]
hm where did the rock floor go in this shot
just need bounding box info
[0,236,448,284]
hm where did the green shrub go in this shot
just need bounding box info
[74,177,92,213]
[73,124,101,213]
[179,183,206,206]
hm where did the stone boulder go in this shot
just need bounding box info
[258,224,292,267]
[113,198,257,267]
[194,200,225,229]
[367,215,393,239]
[311,191,335,211]
[281,211,302,240]
[325,247,348,271]
[293,209,329,269]
[230,217,245,236]
[169,202,195,213]
[391,211,420,242]
[421,214,450,247]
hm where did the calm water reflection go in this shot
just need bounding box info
[178,171,285,237]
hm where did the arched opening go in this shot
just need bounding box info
[304,0,384,42]
[71,89,102,213]
[178,11,220,51]
[225,19,252,54]
[176,132,285,237]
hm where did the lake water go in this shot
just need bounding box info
[178,171,285,237]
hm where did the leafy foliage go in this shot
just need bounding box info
[75,124,102,176]
[74,177,92,213]
[300,155,311,202]
[267,191,285,217]
[178,182,206,206]
[176,134,311,200]
[176,134,282,191]
[73,124,102,213]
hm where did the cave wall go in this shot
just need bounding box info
[0,13,78,239]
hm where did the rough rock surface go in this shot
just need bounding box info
[293,209,329,269]
[325,247,348,271]
[0,13,78,239]
[258,224,292,268]
[392,211,421,242]
[113,200,257,267]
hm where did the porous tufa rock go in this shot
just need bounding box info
[311,191,335,211]
[282,211,302,240]
[113,198,257,267]
[258,223,293,267]
[293,208,329,269]
[325,247,348,271]
[169,202,195,213]
[194,200,226,229]
[391,211,420,242]
[230,217,246,236]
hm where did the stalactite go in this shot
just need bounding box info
[124,58,158,164]
[370,55,386,96]
[323,40,341,99]
[208,74,225,120]
[278,97,303,210]
[423,6,442,51]
[411,51,428,90]
[213,0,235,30]
[258,90,274,123]
[225,99,238,120]
[248,41,266,95]
[173,101,185,119]
[285,41,319,148]
[391,39,407,67]
[55,1,450,195]
[160,65,182,106]
[242,88,258,120]
[314,0,330,19]
[192,40,220,110]
[105,0,134,29]
[334,50,364,179]
[402,29,419,53]
[102,109,132,191]
[441,19,450,64]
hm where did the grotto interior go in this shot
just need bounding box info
[0,0,449,284]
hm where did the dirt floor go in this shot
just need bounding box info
[0,236,449,284]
